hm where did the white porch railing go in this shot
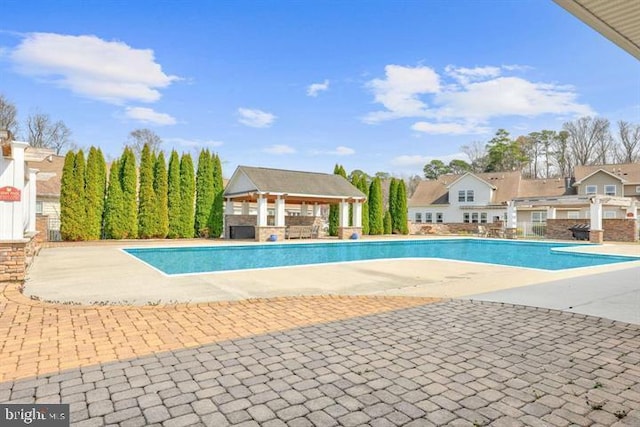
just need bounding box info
[516,222,547,239]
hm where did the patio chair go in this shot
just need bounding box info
[476,225,488,237]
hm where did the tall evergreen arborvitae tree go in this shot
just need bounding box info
[395,179,409,234]
[383,210,392,234]
[120,147,138,238]
[209,153,225,238]
[388,178,398,233]
[179,153,195,238]
[137,144,157,238]
[60,151,85,241]
[357,175,370,235]
[329,164,347,236]
[167,150,182,239]
[154,151,169,238]
[84,147,107,240]
[194,149,214,237]
[368,177,384,235]
[103,160,126,239]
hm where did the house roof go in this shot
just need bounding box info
[409,171,523,206]
[574,163,640,184]
[517,178,574,198]
[27,155,66,197]
[224,166,366,204]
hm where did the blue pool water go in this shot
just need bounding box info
[124,239,638,275]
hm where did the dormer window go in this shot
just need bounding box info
[604,185,616,196]
[585,185,597,195]
[458,189,474,202]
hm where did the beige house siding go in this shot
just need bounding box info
[577,171,623,196]
[623,184,640,197]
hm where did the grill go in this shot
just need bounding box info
[568,223,590,241]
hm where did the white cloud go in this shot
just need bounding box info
[363,64,440,123]
[411,121,490,135]
[165,137,223,148]
[312,146,356,156]
[263,144,295,154]
[307,79,330,97]
[364,63,593,133]
[9,32,179,104]
[124,107,176,125]
[237,108,277,128]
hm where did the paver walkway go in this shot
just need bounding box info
[0,282,433,382]
[2,299,639,426]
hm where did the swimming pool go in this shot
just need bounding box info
[123,239,639,275]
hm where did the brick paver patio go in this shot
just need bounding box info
[0,282,433,382]
[1,290,639,426]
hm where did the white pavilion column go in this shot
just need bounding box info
[300,202,308,216]
[225,198,234,215]
[352,201,363,228]
[256,195,268,227]
[589,197,604,243]
[26,168,37,233]
[625,200,637,219]
[274,196,285,227]
[3,141,29,240]
[506,201,517,239]
[313,203,321,217]
[546,207,556,220]
[241,201,249,215]
[339,200,349,227]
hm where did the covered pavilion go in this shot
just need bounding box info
[223,166,366,241]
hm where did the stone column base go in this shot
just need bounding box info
[255,226,286,242]
[589,229,604,244]
[505,228,517,239]
[338,227,363,240]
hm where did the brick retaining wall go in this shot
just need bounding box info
[0,233,40,282]
[544,218,638,242]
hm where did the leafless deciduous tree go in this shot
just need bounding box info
[0,94,19,135]
[616,120,640,163]
[551,130,572,178]
[562,116,611,166]
[460,140,487,173]
[26,112,73,155]
[127,128,163,159]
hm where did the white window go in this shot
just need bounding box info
[425,213,433,223]
[604,185,616,196]
[436,213,444,223]
[458,189,475,202]
[458,190,465,202]
[567,211,580,219]
[471,213,479,223]
[604,211,617,219]
[585,185,597,195]
[415,212,422,223]
[636,186,640,194]
[35,201,43,214]
[531,211,547,223]
[466,190,474,202]
[480,213,488,223]
[463,213,470,223]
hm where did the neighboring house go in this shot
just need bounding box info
[409,162,640,229]
[26,154,65,240]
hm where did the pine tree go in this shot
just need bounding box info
[84,147,107,240]
[388,178,398,233]
[368,177,384,235]
[383,210,392,234]
[357,176,370,235]
[103,160,126,239]
[167,150,182,238]
[120,147,138,238]
[154,151,169,238]
[209,153,224,238]
[179,153,195,238]
[60,151,86,241]
[329,164,347,236]
[137,144,156,238]
[395,179,409,234]
[194,149,214,237]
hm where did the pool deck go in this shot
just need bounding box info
[25,236,639,307]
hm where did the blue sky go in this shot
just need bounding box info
[1,0,638,178]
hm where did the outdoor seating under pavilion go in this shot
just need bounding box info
[223,166,366,242]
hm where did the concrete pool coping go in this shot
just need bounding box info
[25,236,640,306]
